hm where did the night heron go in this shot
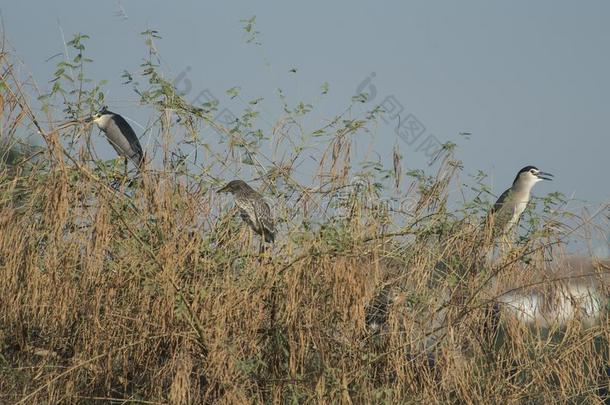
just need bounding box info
[217,180,276,248]
[489,165,553,238]
[85,107,144,174]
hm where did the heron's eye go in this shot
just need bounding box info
[530,169,536,174]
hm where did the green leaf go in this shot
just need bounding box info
[226,87,241,99]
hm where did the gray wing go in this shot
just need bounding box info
[489,188,515,234]
[106,114,144,167]
[492,188,511,213]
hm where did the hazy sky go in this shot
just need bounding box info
[2,1,609,211]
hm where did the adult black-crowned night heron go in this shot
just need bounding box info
[86,107,144,173]
[489,165,553,237]
[217,180,275,246]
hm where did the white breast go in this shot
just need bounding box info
[504,189,531,232]
[509,201,528,227]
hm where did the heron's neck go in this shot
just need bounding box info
[513,178,538,196]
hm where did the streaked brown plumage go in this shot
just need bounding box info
[217,180,275,243]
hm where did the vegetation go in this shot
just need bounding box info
[0,29,608,404]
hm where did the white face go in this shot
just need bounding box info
[522,168,543,185]
[92,114,112,130]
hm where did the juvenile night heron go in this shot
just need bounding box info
[217,180,276,247]
[489,165,553,237]
[86,107,145,174]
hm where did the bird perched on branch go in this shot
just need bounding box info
[489,165,553,238]
[85,107,145,174]
[218,180,276,247]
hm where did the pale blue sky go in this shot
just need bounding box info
[2,1,609,210]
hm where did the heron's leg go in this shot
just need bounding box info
[258,241,271,265]
[124,157,128,179]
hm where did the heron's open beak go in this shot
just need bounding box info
[537,171,554,181]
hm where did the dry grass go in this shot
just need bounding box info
[0,43,608,405]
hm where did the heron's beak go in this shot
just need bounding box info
[217,184,230,193]
[537,171,554,181]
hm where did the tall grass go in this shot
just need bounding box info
[0,33,608,404]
